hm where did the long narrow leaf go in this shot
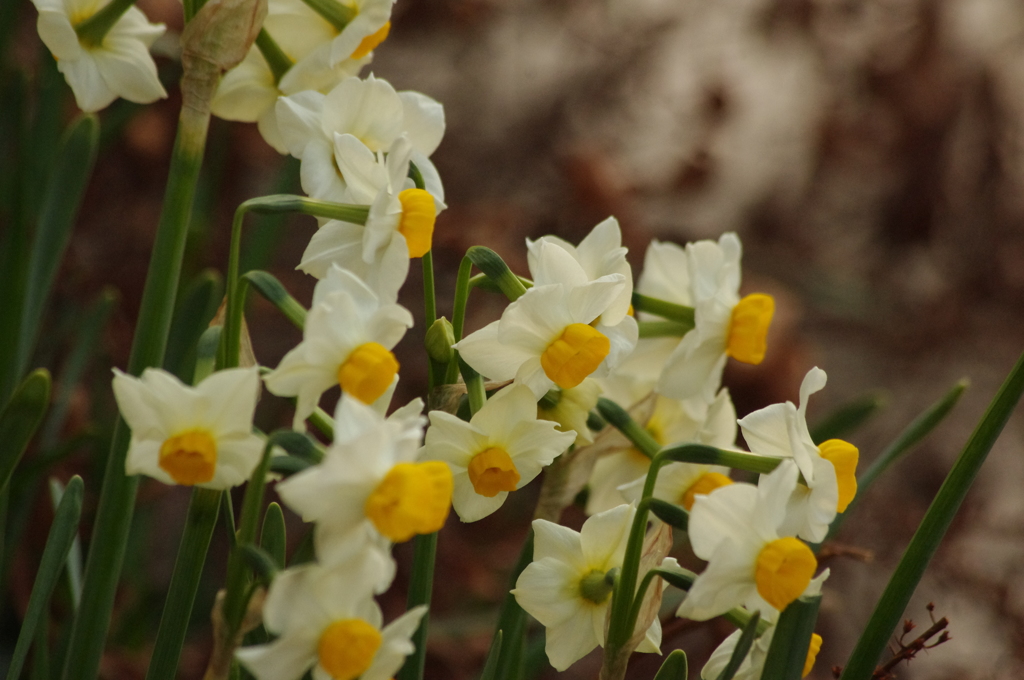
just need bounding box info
[810,391,887,444]
[478,630,503,680]
[260,502,287,569]
[7,475,84,680]
[825,378,968,543]
[0,369,51,494]
[48,479,83,609]
[165,269,222,380]
[840,354,1024,680]
[17,115,100,380]
[761,595,821,680]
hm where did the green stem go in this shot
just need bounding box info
[222,434,277,632]
[630,293,695,328]
[595,398,659,458]
[254,30,293,86]
[461,359,486,415]
[422,251,439,389]
[491,529,534,680]
[840,351,1024,680]
[74,0,137,47]
[444,256,474,385]
[637,321,692,339]
[61,90,211,680]
[297,0,354,30]
[144,488,221,680]
[397,532,437,680]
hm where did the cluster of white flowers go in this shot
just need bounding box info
[59,0,862,675]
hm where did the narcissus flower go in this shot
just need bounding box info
[634,234,775,402]
[298,134,441,301]
[422,384,575,522]
[264,266,413,428]
[589,388,738,515]
[277,395,451,566]
[677,461,819,621]
[212,0,370,153]
[527,217,633,326]
[236,555,425,680]
[702,623,824,680]
[276,75,445,204]
[512,504,662,671]
[456,264,637,398]
[536,378,602,445]
[31,0,167,112]
[111,367,263,489]
[738,367,858,542]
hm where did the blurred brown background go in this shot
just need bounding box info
[6,0,1024,677]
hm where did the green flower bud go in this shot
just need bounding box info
[426,317,456,364]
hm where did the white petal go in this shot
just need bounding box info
[399,91,445,156]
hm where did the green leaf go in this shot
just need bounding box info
[0,369,51,494]
[810,391,887,444]
[478,630,503,680]
[824,378,967,543]
[145,487,221,680]
[260,502,286,570]
[653,650,688,680]
[648,499,689,531]
[397,532,439,680]
[17,115,100,382]
[242,270,307,330]
[48,479,83,609]
[761,595,821,680]
[715,611,760,680]
[489,529,534,680]
[839,356,1024,680]
[165,269,222,380]
[40,288,117,450]
[7,475,83,680]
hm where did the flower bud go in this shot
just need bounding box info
[425,317,455,364]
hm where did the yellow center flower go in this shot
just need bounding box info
[350,21,391,59]
[337,342,399,404]
[467,447,520,497]
[725,293,774,364]
[540,323,610,389]
[317,618,382,680]
[817,439,859,512]
[364,462,453,541]
[754,537,816,611]
[803,633,823,677]
[397,188,436,258]
[158,429,217,485]
[680,472,733,511]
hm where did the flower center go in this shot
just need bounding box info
[351,21,391,59]
[578,568,614,604]
[726,293,774,364]
[754,537,816,611]
[803,633,823,678]
[397,188,436,258]
[467,447,520,497]
[337,342,399,404]
[364,462,453,542]
[817,439,859,512]
[317,618,382,680]
[158,429,217,485]
[680,472,733,511]
[540,323,610,389]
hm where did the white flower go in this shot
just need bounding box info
[610,389,738,514]
[322,0,394,66]
[111,367,263,489]
[455,268,638,398]
[236,556,425,680]
[527,217,633,326]
[634,234,774,403]
[298,134,441,300]
[422,384,575,522]
[264,265,413,428]
[701,624,824,680]
[276,75,445,204]
[276,394,451,567]
[212,0,370,154]
[537,378,602,445]
[32,0,166,112]
[738,367,859,543]
[512,504,661,671]
[677,461,819,621]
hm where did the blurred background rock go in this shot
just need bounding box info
[4,0,1024,677]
